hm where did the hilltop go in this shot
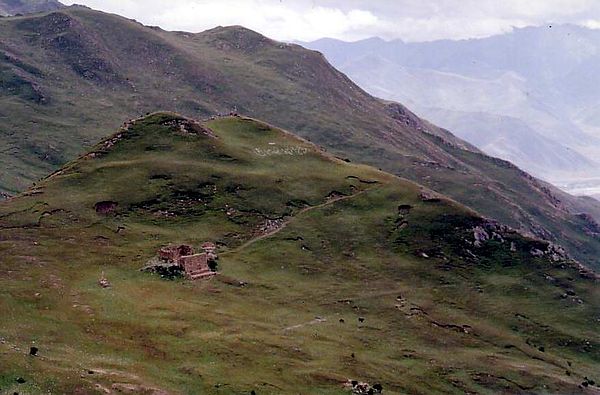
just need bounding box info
[1,6,600,270]
[0,113,598,394]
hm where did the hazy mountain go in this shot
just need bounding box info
[303,25,600,195]
[0,0,63,16]
[2,7,600,269]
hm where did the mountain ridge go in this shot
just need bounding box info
[1,7,600,269]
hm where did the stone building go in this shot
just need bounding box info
[154,244,217,280]
[179,254,215,280]
[158,245,195,263]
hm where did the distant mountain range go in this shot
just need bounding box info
[0,0,63,16]
[303,25,600,198]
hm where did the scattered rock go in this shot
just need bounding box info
[582,377,596,387]
[344,379,383,394]
[160,117,216,138]
[530,248,544,257]
[419,190,441,203]
[257,218,285,235]
[473,226,490,248]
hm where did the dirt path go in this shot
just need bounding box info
[283,317,327,331]
[223,188,374,256]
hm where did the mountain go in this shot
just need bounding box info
[303,25,600,195]
[0,0,63,16]
[0,113,597,393]
[1,7,600,270]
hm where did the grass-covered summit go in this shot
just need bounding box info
[0,113,598,394]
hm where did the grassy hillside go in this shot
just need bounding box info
[0,7,600,270]
[0,114,598,394]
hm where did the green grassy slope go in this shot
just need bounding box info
[0,114,598,394]
[1,7,600,269]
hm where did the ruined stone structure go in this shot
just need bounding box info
[158,245,194,262]
[152,244,218,280]
[179,254,215,280]
[200,242,218,266]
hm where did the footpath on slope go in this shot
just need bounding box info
[222,188,375,256]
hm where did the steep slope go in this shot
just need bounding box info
[1,7,600,270]
[0,113,598,394]
[0,0,63,16]
[303,27,600,193]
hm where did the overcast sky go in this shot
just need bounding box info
[61,0,600,42]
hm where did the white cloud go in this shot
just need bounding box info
[61,0,380,41]
[583,19,600,29]
[60,0,600,42]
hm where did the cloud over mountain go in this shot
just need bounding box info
[61,0,600,41]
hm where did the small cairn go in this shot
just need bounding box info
[98,271,111,288]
